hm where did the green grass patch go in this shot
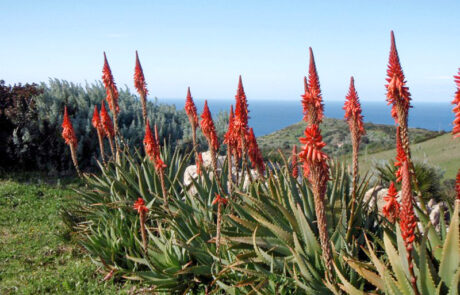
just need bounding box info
[0,175,136,294]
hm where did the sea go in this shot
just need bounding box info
[159,98,454,137]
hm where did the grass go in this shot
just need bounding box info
[0,174,137,294]
[359,133,460,179]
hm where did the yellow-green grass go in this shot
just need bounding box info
[359,133,459,179]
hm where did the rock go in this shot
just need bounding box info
[363,185,384,211]
[201,151,225,169]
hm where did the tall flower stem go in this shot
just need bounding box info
[69,144,82,177]
[139,210,147,252]
[210,147,224,193]
[108,137,115,157]
[227,147,233,196]
[96,129,106,166]
[216,201,222,255]
[159,169,168,207]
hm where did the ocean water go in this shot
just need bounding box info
[160,98,454,137]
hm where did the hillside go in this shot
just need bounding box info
[258,117,444,159]
[359,133,459,179]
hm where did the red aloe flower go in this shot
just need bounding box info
[452,69,460,138]
[292,145,299,178]
[399,159,418,292]
[246,128,265,174]
[400,160,417,250]
[343,77,365,137]
[62,106,81,176]
[134,51,148,97]
[212,194,228,206]
[133,197,149,252]
[394,127,406,182]
[144,121,166,171]
[301,48,324,126]
[91,105,102,131]
[185,87,198,128]
[224,105,237,150]
[102,52,120,114]
[299,125,328,169]
[456,169,460,200]
[386,31,411,124]
[196,152,203,175]
[200,100,219,151]
[234,75,249,135]
[382,182,400,223]
[133,197,149,214]
[62,106,78,148]
[100,102,115,139]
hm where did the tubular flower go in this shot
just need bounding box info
[134,51,148,97]
[382,182,400,223]
[144,121,166,171]
[246,128,265,174]
[292,145,299,178]
[102,52,119,114]
[301,48,324,126]
[343,77,365,138]
[196,152,203,175]
[61,106,77,147]
[185,87,199,128]
[299,124,328,174]
[224,105,237,150]
[386,31,411,124]
[200,100,219,151]
[212,194,228,206]
[133,198,149,214]
[91,105,102,132]
[452,69,460,138]
[399,160,417,250]
[100,102,115,138]
[394,127,406,182]
[234,75,249,135]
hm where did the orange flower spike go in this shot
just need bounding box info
[224,105,236,148]
[200,100,220,151]
[143,121,156,160]
[91,105,102,131]
[133,198,149,214]
[154,125,166,171]
[212,194,228,206]
[234,75,249,134]
[292,145,299,178]
[134,51,148,97]
[452,69,460,138]
[301,48,324,125]
[185,87,198,127]
[102,52,119,114]
[400,160,417,249]
[299,125,328,164]
[100,102,115,138]
[61,106,78,147]
[247,128,265,174]
[382,182,400,223]
[343,77,365,137]
[196,152,203,175]
[386,31,411,124]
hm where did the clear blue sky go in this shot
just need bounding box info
[1,0,459,102]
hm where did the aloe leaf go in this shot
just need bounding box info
[438,201,459,285]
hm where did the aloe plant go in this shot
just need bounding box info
[338,201,459,295]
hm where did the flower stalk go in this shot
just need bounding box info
[400,160,419,295]
[92,105,106,166]
[299,124,333,281]
[102,52,121,153]
[144,121,168,206]
[100,102,115,156]
[452,69,460,138]
[184,87,200,168]
[212,194,228,255]
[291,145,298,178]
[133,198,149,252]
